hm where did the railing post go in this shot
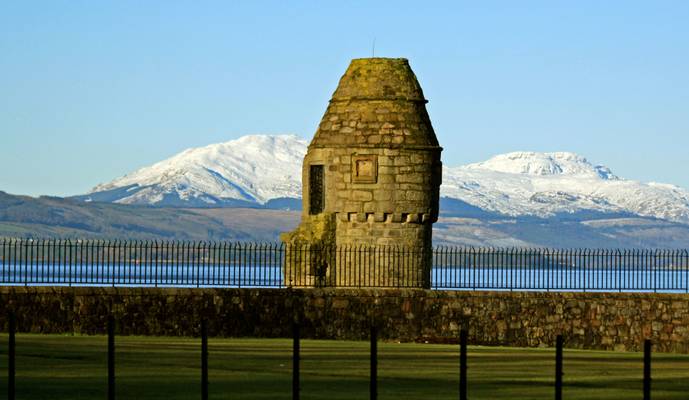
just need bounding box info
[293,322,300,400]
[108,315,115,400]
[8,311,16,400]
[370,324,377,400]
[684,250,688,293]
[459,329,467,400]
[555,335,563,400]
[644,339,651,400]
[201,319,208,400]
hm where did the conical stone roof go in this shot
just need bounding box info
[310,58,440,149]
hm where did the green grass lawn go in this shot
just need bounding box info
[1,334,689,399]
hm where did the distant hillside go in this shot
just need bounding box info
[436,197,689,248]
[3,191,689,248]
[0,191,298,241]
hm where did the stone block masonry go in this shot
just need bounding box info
[281,58,442,288]
[1,287,688,354]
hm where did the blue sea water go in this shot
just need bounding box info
[1,263,687,292]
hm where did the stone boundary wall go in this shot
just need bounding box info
[1,287,688,353]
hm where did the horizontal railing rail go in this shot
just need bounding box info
[0,239,688,292]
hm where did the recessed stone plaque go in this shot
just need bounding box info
[352,155,377,183]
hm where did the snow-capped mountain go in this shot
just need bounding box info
[84,135,689,225]
[85,135,307,207]
[442,152,689,224]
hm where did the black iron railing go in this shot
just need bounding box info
[0,239,688,291]
[0,314,661,400]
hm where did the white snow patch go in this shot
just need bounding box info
[88,136,689,224]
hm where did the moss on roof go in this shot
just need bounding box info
[310,58,440,149]
[331,58,426,102]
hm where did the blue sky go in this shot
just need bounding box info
[1,1,688,196]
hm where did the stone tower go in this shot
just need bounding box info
[281,58,442,288]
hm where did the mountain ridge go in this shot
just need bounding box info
[4,190,689,248]
[86,135,306,207]
[80,134,689,225]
